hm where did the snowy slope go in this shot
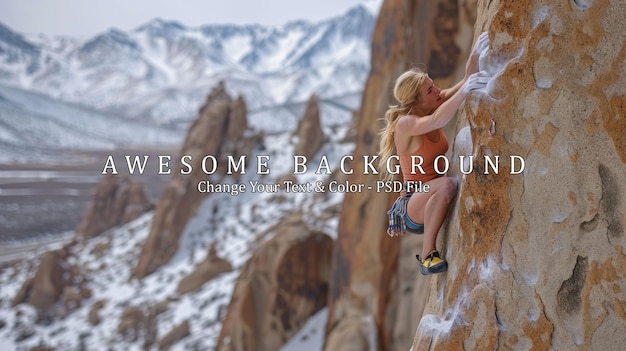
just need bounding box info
[0,119,355,350]
[0,84,183,164]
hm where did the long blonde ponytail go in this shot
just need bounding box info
[378,105,406,180]
[378,68,428,180]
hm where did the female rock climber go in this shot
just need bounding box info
[379,32,491,275]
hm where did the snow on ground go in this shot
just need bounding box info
[0,109,355,350]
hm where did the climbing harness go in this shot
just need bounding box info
[386,183,425,236]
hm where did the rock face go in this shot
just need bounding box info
[12,247,91,322]
[294,94,325,159]
[223,95,254,182]
[75,175,153,239]
[134,82,260,278]
[324,1,476,350]
[117,304,162,348]
[177,243,232,294]
[88,300,106,326]
[15,250,66,313]
[216,214,333,351]
[158,320,190,351]
[411,0,626,350]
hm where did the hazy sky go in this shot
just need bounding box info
[0,0,380,37]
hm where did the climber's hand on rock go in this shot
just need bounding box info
[466,32,490,75]
[463,71,491,95]
[472,32,490,56]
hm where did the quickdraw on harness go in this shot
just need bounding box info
[386,191,412,237]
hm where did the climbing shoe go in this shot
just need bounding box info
[416,249,448,275]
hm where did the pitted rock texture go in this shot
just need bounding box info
[412,0,626,350]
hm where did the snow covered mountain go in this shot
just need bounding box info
[0,4,376,129]
[0,3,381,349]
[0,84,182,164]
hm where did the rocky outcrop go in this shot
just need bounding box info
[12,246,93,322]
[294,94,325,159]
[158,320,190,351]
[134,82,261,279]
[88,300,106,326]
[11,277,34,307]
[75,175,152,239]
[324,1,476,350]
[117,304,160,348]
[12,250,66,315]
[216,214,333,351]
[222,95,255,182]
[61,286,82,312]
[226,96,248,142]
[177,243,232,294]
[411,0,626,350]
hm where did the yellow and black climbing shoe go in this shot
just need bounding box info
[416,249,448,275]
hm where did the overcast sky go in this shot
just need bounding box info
[0,0,380,37]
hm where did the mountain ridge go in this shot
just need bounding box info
[0,3,378,126]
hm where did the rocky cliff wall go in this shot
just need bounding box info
[324,1,477,350]
[412,0,626,350]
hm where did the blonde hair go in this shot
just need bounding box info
[378,68,429,180]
